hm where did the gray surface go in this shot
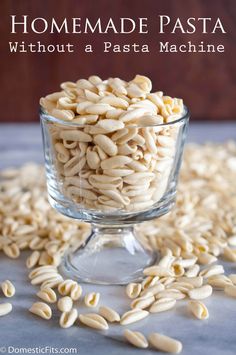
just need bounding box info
[0,123,236,355]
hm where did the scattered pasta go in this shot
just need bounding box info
[0,140,236,353]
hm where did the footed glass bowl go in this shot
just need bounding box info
[40,107,189,284]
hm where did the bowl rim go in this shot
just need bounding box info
[39,105,190,128]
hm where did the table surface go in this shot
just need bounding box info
[0,123,236,355]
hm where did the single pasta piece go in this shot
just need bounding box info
[185,265,200,277]
[188,285,213,300]
[98,306,120,323]
[148,332,182,353]
[126,283,142,299]
[120,309,149,325]
[155,289,185,300]
[0,303,13,317]
[59,308,78,328]
[29,302,52,320]
[57,296,73,312]
[1,280,15,298]
[70,283,83,301]
[26,251,41,268]
[199,264,224,278]
[37,287,57,303]
[188,300,209,320]
[79,313,109,330]
[178,276,203,288]
[149,298,176,313]
[3,243,20,259]
[124,329,148,349]
[84,292,100,308]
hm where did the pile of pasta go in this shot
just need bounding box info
[40,75,185,212]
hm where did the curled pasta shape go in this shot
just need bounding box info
[126,83,146,99]
[29,302,52,320]
[118,144,137,156]
[96,119,124,132]
[58,279,77,295]
[51,109,74,121]
[88,75,102,85]
[98,306,120,323]
[55,143,70,163]
[60,308,78,328]
[1,280,15,298]
[99,189,130,206]
[86,148,100,169]
[76,79,96,91]
[84,292,100,308]
[58,280,82,301]
[94,134,118,157]
[31,271,62,286]
[133,75,152,93]
[58,97,77,110]
[26,251,41,269]
[103,168,133,177]
[78,313,109,330]
[64,156,86,177]
[120,309,149,325]
[89,174,122,189]
[101,156,132,170]
[60,129,92,143]
[85,103,113,115]
[142,128,158,154]
[131,294,155,309]
[3,243,20,259]
[124,329,148,349]
[106,108,125,119]
[188,300,209,320]
[37,287,57,303]
[29,265,58,279]
[67,186,97,200]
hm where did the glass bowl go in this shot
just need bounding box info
[40,106,189,284]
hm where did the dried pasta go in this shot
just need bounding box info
[1,280,15,298]
[40,75,185,212]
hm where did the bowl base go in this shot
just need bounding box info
[59,225,157,285]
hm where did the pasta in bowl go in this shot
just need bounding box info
[40,75,189,284]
